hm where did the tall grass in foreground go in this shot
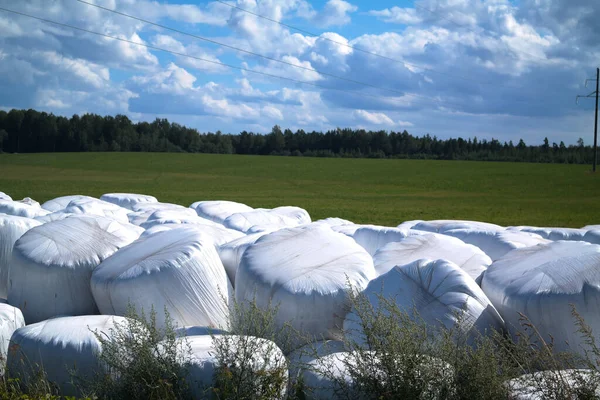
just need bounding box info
[2,294,600,399]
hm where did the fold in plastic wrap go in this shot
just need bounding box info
[0,200,48,219]
[508,226,588,241]
[8,216,142,323]
[91,226,232,331]
[217,231,271,285]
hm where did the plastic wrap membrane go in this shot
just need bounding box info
[443,229,550,261]
[99,193,158,210]
[411,220,504,234]
[7,315,133,396]
[235,225,376,349]
[0,215,41,298]
[481,241,600,358]
[8,216,142,323]
[268,206,311,225]
[0,192,12,201]
[345,259,504,346]
[0,200,48,219]
[373,233,492,283]
[132,201,190,213]
[190,200,254,224]
[311,217,354,227]
[91,226,232,331]
[182,334,286,399]
[41,195,95,212]
[508,226,588,241]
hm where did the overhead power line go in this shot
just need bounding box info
[576,68,599,172]
[0,6,457,109]
[213,0,503,86]
[74,0,459,103]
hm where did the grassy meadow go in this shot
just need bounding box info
[0,152,598,227]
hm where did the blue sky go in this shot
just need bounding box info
[0,0,599,144]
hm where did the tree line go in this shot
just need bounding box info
[0,108,595,164]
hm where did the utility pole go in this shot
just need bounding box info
[576,68,599,172]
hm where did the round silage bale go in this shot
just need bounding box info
[344,259,504,347]
[0,215,41,299]
[7,216,142,323]
[0,199,48,219]
[217,231,272,285]
[63,197,130,223]
[41,195,95,212]
[190,200,254,224]
[182,334,287,399]
[99,192,158,211]
[0,303,25,374]
[91,226,232,331]
[235,225,376,350]
[0,192,12,201]
[7,315,133,396]
[411,220,504,234]
[373,233,492,283]
[507,226,588,241]
[443,228,550,261]
[481,241,600,360]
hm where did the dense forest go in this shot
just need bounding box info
[0,108,596,164]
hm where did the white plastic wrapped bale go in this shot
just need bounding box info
[132,201,190,213]
[7,315,132,396]
[0,200,48,219]
[41,195,95,212]
[350,225,414,256]
[190,200,254,224]
[8,216,142,323]
[182,335,287,399]
[224,209,301,233]
[99,193,158,211]
[91,226,232,331]
[481,241,600,359]
[63,197,130,223]
[443,229,550,261]
[373,234,492,283]
[0,192,11,201]
[288,343,354,400]
[584,230,600,245]
[331,224,363,236]
[34,211,75,224]
[235,225,376,349]
[142,223,243,246]
[506,370,600,399]
[0,303,25,374]
[396,220,423,230]
[174,326,228,337]
[217,231,271,285]
[508,226,588,241]
[344,259,504,347]
[269,206,311,225]
[583,224,600,231]
[311,217,354,227]
[0,215,41,298]
[17,197,40,208]
[411,220,504,234]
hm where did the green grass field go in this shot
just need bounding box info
[0,152,598,227]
